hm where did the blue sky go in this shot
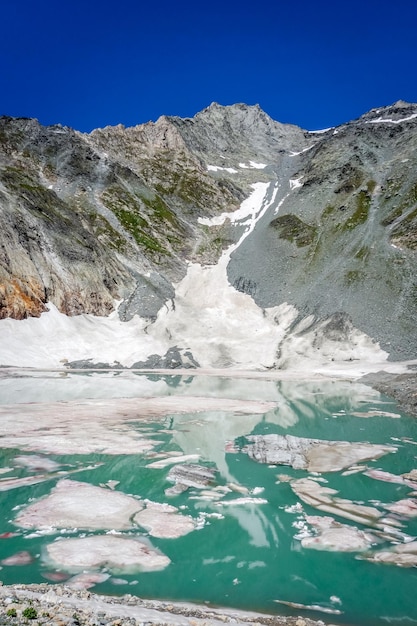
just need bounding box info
[2,0,417,132]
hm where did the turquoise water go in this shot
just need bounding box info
[0,371,417,625]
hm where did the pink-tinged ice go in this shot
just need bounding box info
[385,498,417,517]
[360,541,417,568]
[0,474,53,492]
[66,572,110,589]
[14,455,60,471]
[364,469,405,484]
[291,478,383,526]
[301,515,375,552]
[0,396,274,455]
[133,501,196,538]
[110,577,129,585]
[1,550,33,566]
[43,535,170,573]
[14,479,143,531]
[41,571,71,582]
[365,469,417,490]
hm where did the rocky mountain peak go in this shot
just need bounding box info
[355,100,417,124]
[161,102,311,166]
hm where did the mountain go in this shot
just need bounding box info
[0,101,416,369]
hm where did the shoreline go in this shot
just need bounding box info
[0,584,330,626]
[1,362,416,419]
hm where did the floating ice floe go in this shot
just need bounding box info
[14,478,199,540]
[216,497,268,506]
[0,474,56,492]
[300,515,376,552]
[101,480,120,490]
[41,570,71,582]
[133,500,196,538]
[228,482,249,495]
[360,541,417,568]
[14,479,143,531]
[341,465,367,476]
[188,490,224,501]
[384,498,417,517]
[14,454,61,471]
[66,571,110,589]
[0,463,101,492]
[290,478,384,526]
[43,535,170,573]
[1,550,33,566]
[165,463,217,493]
[245,434,396,472]
[350,410,401,419]
[146,453,201,469]
[110,577,129,585]
[364,468,417,490]
[274,599,342,615]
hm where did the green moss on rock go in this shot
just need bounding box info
[87,210,127,252]
[270,214,317,247]
[354,246,370,261]
[344,269,362,285]
[391,206,417,250]
[0,166,71,224]
[381,206,404,226]
[341,189,371,231]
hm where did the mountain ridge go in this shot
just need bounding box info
[0,101,416,366]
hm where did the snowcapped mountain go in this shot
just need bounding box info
[0,101,416,370]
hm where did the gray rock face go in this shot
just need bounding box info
[1,101,417,360]
[226,101,417,359]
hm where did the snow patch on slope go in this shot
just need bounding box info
[365,113,417,125]
[0,182,394,373]
[207,165,238,173]
[238,161,267,169]
[151,183,294,368]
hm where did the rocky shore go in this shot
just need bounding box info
[0,584,328,626]
[361,371,417,418]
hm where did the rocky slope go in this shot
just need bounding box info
[0,101,416,366]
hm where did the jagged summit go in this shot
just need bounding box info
[162,101,311,165]
[354,100,417,124]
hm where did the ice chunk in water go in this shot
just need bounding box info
[43,535,171,573]
[246,434,396,472]
[14,479,143,531]
[134,500,196,538]
[1,550,33,566]
[301,515,375,552]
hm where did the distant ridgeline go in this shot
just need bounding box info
[0,100,416,366]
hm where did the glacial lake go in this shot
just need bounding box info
[0,370,417,625]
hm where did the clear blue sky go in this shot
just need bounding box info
[2,0,417,132]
